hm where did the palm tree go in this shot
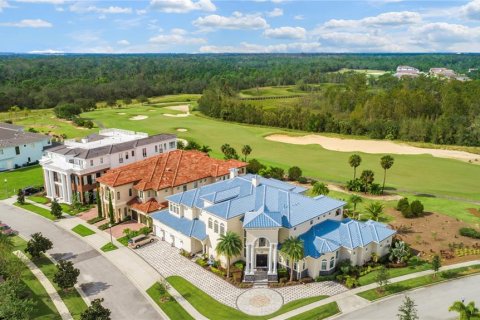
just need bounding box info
[348,154,362,179]
[380,155,395,194]
[449,301,479,320]
[0,232,14,251]
[311,182,329,196]
[280,236,304,282]
[360,170,375,194]
[241,145,252,162]
[216,231,242,278]
[200,145,212,154]
[349,194,363,212]
[365,201,384,221]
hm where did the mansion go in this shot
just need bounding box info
[151,174,396,281]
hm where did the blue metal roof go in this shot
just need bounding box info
[151,210,207,241]
[299,219,396,258]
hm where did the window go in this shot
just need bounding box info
[100,157,103,164]
[194,181,198,188]
[96,172,101,178]
[336,251,339,259]
[117,192,120,200]
[321,259,327,271]
[258,238,267,247]
[310,220,313,225]
[169,141,176,149]
[214,220,219,233]
[330,257,335,269]
[293,262,297,271]
[0,149,3,155]
[159,145,163,153]
[131,150,135,157]
[28,157,31,162]
[139,191,143,198]
[155,145,158,153]
[119,153,123,163]
[129,189,132,197]
[125,152,129,160]
[220,223,225,235]
[164,143,167,150]
[183,185,187,192]
[336,209,341,216]
[124,207,127,216]
[90,160,94,166]
[15,146,20,155]
[142,148,147,157]
[208,218,213,229]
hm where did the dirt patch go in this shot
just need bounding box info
[176,128,188,132]
[266,134,480,164]
[163,104,190,117]
[468,208,480,218]
[129,115,148,121]
[327,184,403,201]
[388,208,480,265]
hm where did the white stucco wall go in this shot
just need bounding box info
[0,138,50,170]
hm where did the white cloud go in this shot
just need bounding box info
[117,39,130,46]
[69,3,132,14]
[0,19,52,27]
[294,15,304,20]
[264,26,306,39]
[0,0,12,12]
[193,12,269,30]
[149,29,206,45]
[15,0,63,3]
[411,22,480,46]
[136,9,147,15]
[267,8,283,17]
[150,0,215,13]
[460,0,480,20]
[28,49,64,54]
[324,11,421,28]
[199,41,322,53]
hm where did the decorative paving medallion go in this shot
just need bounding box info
[236,288,283,316]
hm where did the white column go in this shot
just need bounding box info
[60,174,67,202]
[268,244,273,274]
[66,174,72,204]
[49,170,56,199]
[245,244,251,274]
[44,170,51,198]
[273,244,278,273]
[250,243,255,272]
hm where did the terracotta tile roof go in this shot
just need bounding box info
[97,150,247,191]
[127,197,165,213]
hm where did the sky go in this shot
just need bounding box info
[1,0,480,53]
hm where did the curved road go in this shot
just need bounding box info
[336,275,480,320]
[0,203,161,320]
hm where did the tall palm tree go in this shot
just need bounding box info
[200,145,212,154]
[311,182,329,196]
[280,236,304,282]
[349,154,362,180]
[216,231,242,278]
[365,201,384,221]
[349,194,363,212]
[360,170,375,194]
[380,155,395,194]
[241,145,252,162]
[449,301,479,320]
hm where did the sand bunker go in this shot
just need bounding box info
[266,134,480,163]
[129,115,148,121]
[118,112,126,115]
[149,109,156,112]
[163,104,190,117]
[177,138,188,146]
[176,128,188,132]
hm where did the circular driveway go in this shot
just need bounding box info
[236,288,283,316]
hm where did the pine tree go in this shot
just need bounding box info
[96,188,103,218]
[397,296,419,320]
[108,192,114,224]
[51,199,62,219]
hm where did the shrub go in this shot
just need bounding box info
[54,103,82,120]
[98,223,110,230]
[297,176,308,184]
[234,261,245,269]
[87,216,104,224]
[25,233,53,259]
[247,159,265,174]
[210,267,225,277]
[344,275,359,288]
[459,227,480,239]
[397,198,409,211]
[196,259,208,267]
[369,183,382,195]
[288,166,302,181]
[345,178,363,192]
[410,200,424,216]
[139,226,152,235]
[315,273,338,282]
[278,268,288,278]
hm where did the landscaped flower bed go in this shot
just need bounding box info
[192,256,252,288]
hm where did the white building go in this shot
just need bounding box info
[394,65,421,78]
[0,123,51,171]
[40,128,176,204]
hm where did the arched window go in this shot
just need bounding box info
[220,223,225,235]
[214,220,219,233]
[208,218,212,229]
[258,237,269,247]
[329,257,335,269]
[321,259,327,271]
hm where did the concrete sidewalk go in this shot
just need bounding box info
[14,250,73,320]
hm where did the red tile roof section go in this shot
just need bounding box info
[97,150,247,191]
[128,197,164,213]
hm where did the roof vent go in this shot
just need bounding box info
[229,168,238,179]
[252,175,260,187]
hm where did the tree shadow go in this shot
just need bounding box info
[415,193,436,198]
[50,252,77,262]
[80,281,111,296]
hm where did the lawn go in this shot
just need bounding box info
[239,86,307,98]
[117,236,129,246]
[14,202,56,220]
[357,264,480,301]
[28,195,50,204]
[100,242,118,252]
[10,237,62,320]
[167,276,328,320]
[146,282,194,320]
[0,165,44,199]
[358,261,432,286]
[71,224,95,237]
[286,302,340,320]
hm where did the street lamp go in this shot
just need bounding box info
[4,178,7,198]
[109,223,113,244]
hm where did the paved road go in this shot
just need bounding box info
[336,275,480,320]
[0,203,160,320]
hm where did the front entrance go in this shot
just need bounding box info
[132,210,138,221]
[256,254,268,268]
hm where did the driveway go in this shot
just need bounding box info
[336,275,480,320]
[0,203,161,320]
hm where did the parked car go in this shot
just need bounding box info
[128,234,154,249]
[22,186,42,196]
[0,222,18,236]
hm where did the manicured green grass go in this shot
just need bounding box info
[60,203,75,216]
[286,302,340,320]
[167,276,327,320]
[357,264,480,301]
[358,261,432,286]
[71,224,95,237]
[100,242,118,252]
[239,86,307,98]
[28,195,50,204]
[14,202,57,220]
[147,282,194,320]
[0,165,44,199]
[117,236,129,246]
[10,237,62,320]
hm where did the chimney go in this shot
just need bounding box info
[252,175,260,187]
[229,168,238,179]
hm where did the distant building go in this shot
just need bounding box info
[40,128,177,204]
[97,150,247,224]
[394,65,421,78]
[0,123,51,171]
[429,68,457,78]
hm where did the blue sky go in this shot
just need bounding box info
[1,0,480,53]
